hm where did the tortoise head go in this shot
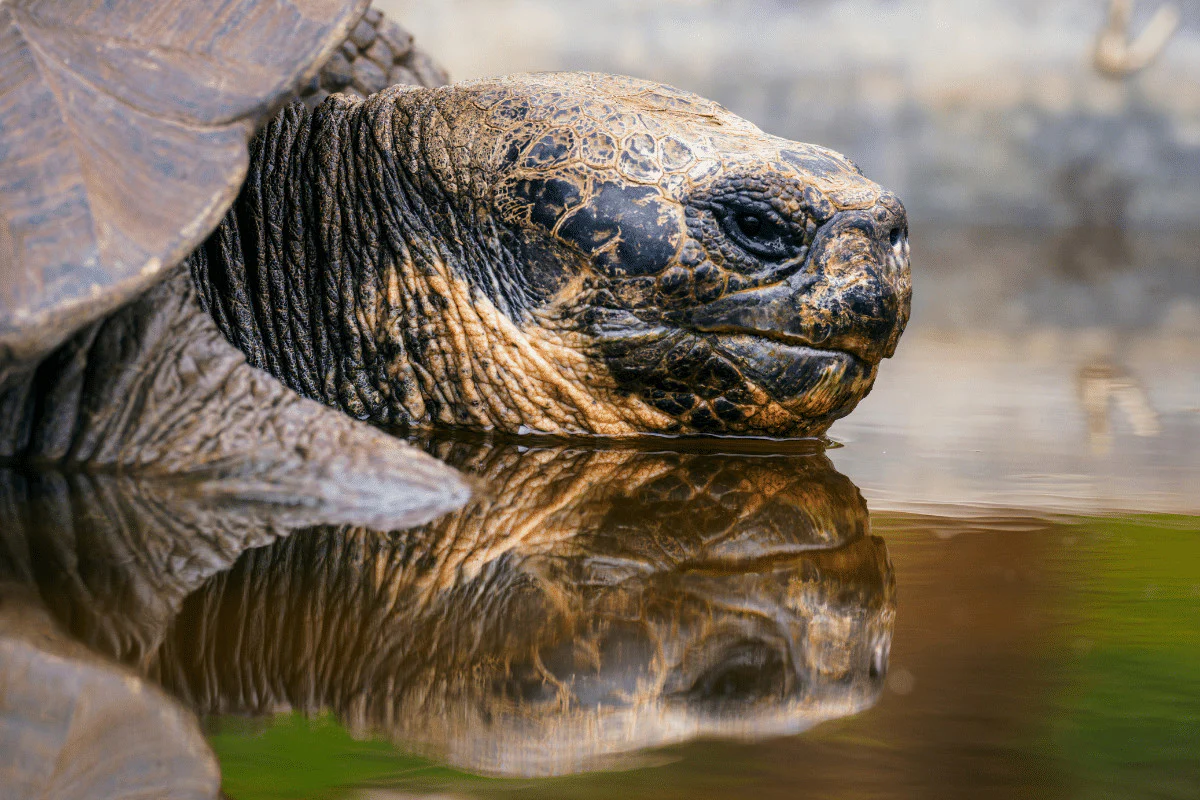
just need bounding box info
[354,74,911,435]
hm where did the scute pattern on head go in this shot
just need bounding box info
[468,74,878,279]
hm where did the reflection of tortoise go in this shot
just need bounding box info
[155,446,895,777]
[0,1,911,507]
[0,589,219,800]
[2,442,893,779]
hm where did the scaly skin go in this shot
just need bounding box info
[194,72,911,436]
[0,272,469,527]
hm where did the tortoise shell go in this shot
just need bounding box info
[0,0,372,387]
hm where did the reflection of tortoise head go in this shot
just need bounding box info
[464,531,893,776]
[149,445,895,776]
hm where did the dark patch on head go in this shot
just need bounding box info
[508,229,577,300]
[557,181,680,277]
[694,356,742,399]
[688,405,722,432]
[663,338,710,380]
[650,391,697,416]
[510,177,583,230]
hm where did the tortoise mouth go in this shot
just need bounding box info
[679,207,909,369]
[687,322,874,367]
[705,332,875,417]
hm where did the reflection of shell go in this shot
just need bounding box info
[0,594,219,800]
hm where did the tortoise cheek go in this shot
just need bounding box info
[556,181,682,278]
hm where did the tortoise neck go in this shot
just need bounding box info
[190,89,602,432]
[190,91,493,426]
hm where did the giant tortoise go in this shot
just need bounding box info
[0,0,911,514]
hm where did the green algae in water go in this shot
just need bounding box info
[1045,516,1200,800]
[209,713,487,800]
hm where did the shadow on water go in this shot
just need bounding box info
[0,440,895,790]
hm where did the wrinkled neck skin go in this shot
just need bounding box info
[192,87,648,434]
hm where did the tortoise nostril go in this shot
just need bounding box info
[888,226,903,248]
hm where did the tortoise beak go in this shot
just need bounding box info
[687,192,912,366]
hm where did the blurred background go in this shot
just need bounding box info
[383,0,1200,513]
[3,6,1196,797]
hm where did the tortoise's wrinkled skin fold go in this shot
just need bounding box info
[193,72,911,436]
[0,272,468,527]
[1,444,894,777]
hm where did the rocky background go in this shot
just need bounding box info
[380,0,1200,231]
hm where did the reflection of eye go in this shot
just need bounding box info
[678,641,789,707]
[719,203,806,262]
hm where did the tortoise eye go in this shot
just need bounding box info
[719,204,805,263]
[736,213,762,238]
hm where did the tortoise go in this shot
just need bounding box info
[0,0,911,515]
[1,441,893,779]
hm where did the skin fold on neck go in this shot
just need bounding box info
[191,88,669,435]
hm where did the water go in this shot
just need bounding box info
[0,227,1197,799]
[196,489,1199,800]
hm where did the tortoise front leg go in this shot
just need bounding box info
[0,270,468,530]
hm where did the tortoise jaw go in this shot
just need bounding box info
[686,317,878,367]
[684,283,888,368]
